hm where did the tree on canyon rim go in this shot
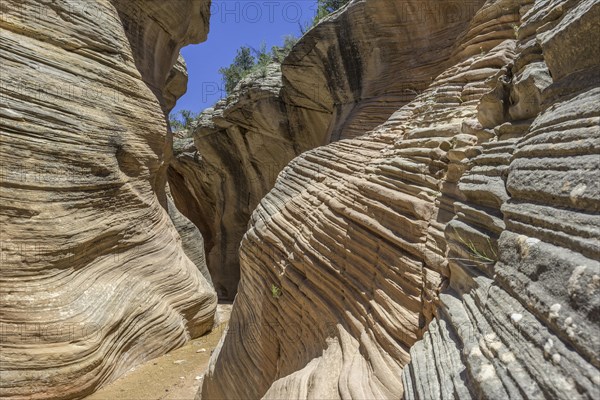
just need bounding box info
[219,37,298,95]
[171,0,350,129]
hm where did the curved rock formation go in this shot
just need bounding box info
[0,1,216,398]
[201,0,599,399]
[170,0,485,299]
[169,64,306,300]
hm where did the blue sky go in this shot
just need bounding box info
[173,0,319,115]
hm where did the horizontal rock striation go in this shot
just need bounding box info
[201,0,599,399]
[404,0,600,398]
[0,1,216,399]
[170,0,483,300]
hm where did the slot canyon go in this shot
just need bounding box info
[1,0,599,399]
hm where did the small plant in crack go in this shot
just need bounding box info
[451,227,497,264]
[271,284,282,299]
[424,99,435,113]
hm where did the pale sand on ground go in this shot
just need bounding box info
[86,305,231,400]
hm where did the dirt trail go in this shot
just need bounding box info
[86,305,231,400]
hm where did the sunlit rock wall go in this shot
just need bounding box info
[0,1,216,398]
[201,0,600,399]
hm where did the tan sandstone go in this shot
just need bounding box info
[0,1,216,399]
[200,0,600,399]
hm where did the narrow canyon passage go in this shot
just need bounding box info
[1,1,599,400]
[86,305,232,400]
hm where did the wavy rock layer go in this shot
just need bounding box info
[403,0,600,398]
[201,0,599,399]
[0,1,216,399]
[170,0,482,299]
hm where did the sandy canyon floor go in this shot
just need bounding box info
[86,305,231,400]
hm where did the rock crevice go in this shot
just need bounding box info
[169,0,484,300]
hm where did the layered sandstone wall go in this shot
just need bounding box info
[403,0,600,398]
[170,0,483,299]
[201,0,599,399]
[0,1,216,399]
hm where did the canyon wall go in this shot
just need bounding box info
[0,1,216,399]
[403,0,600,397]
[170,0,483,299]
[169,64,310,300]
[201,0,600,399]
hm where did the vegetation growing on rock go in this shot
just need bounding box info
[219,36,298,94]
[169,109,199,133]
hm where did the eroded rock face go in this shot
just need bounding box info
[0,1,215,398]
[169,64,308,300]
[164,55,190,114]
[170,0,482,299]
[403,0,600,398]
[201,0,599,399]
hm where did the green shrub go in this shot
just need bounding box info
[169,109,199,133]
[270,284,282,299]
[218,46,256,94]
[219,36,299,95]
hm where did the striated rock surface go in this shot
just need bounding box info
[201,0,600,399]
[0,1,216,399]
[169,64,309,300]
[403,0,600,398]
[171,0,483,299]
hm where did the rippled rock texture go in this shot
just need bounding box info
[0,1,216,399]
[201,0,600,399]
[169,64,310,300]
[170,0,483,300]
